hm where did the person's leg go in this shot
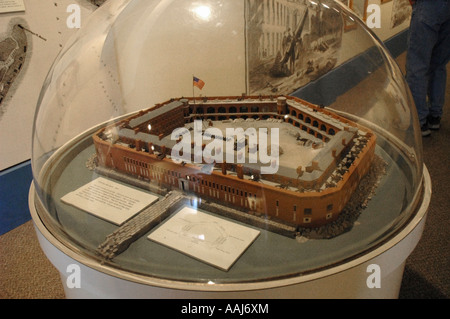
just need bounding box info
[427,4,450,129]
[406,1,441,129]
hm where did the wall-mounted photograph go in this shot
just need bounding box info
[350,0,368,21]
[391,0,412,28]
[246,0,343,96]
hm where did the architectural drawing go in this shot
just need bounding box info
[0,20,28,121]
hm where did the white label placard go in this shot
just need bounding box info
[61,177,158,225]
[148,206,260,271]
[0,0,25,13]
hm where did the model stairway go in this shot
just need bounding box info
[96,191,187,260]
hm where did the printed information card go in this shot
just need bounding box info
[61,177,158,225]
[148,206,260,271]
[0,0,25,13]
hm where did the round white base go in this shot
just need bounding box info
[29,166,431,299]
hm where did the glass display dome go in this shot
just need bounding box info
[31,0,425,289]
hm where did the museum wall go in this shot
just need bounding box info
[0,0,100,171]
[0,0,411,172]
[336,0,411,66]
[0,0,414,241]
[369,0,411,42]
[109,0,412,112]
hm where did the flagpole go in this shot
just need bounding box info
[192,75,196,104]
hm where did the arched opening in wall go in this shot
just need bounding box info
[229,106,237,113]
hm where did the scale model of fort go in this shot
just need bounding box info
[93,95,376,229]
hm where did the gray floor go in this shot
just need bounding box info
[397,55,450,299]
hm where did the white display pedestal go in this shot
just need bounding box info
[29,166,431,299]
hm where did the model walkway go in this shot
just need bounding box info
[96,191,187,260]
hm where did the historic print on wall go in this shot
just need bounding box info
[337,0,357,30]
[391,0,412,29]
[246,0,343,96]
[351,0,368,21]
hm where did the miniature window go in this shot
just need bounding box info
[304,208,312,216]
[327,204,333,211]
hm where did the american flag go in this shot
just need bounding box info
[193,76,205,90]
